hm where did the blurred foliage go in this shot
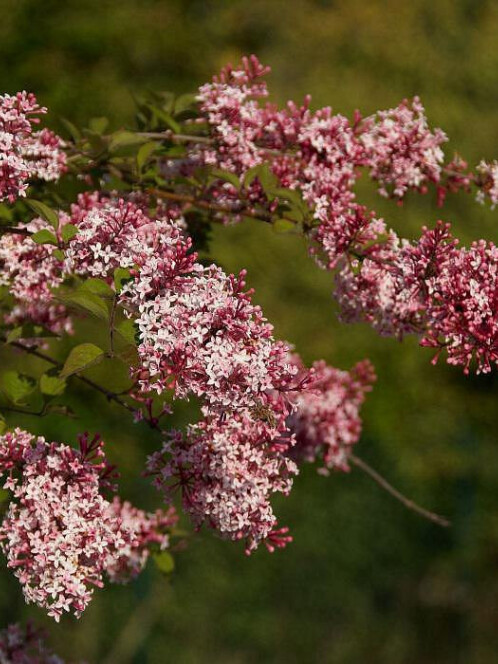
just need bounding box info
[1,0,498,662]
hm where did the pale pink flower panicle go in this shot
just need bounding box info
[0,428,179,619]
[0,430,122,621]
[105,497,178,583]
[417,230,498,374]
[359,96,447,199]
[289,359,375,472]
[0,92,66,202]
[147,409,296,554]
[0,216,72,335]
[475,160,498,209]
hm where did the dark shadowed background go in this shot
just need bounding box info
[1,1,498,662]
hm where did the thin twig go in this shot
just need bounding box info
[109,295,118,357]
[0,226,32,237]
[147,187,302,228]
[1,336,169,432]
[147,187,272,222]
[0,405,45,417]
[138,131,213,145]
[350,454,451,528]
[2,338,137,417]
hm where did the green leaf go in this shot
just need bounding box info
[243,165,262,187]
[258,164,279,192]
[269,187,305,209]
[60,118,81,141]
[80,278,114,298]
[282,207,305,223]
[61,224,79,243]
[211,169,241,189]
[115,319,137,345]
[273,218,297,234]
[31,229,58,246]
[0,371,36,405]
[150,107,181,133]
[153,551,175,575]
[115,319,137,346]
[0,203,13,221]
[113,267,132,291]
[6,323,56,343]
[52,249,65,261]
[243,164,278,192]
[40,373,67,396]
[89,116,109,135]
[58,290,109,320]
[104,176,132,191]
[83,130,107,154]
[137,141,158,172]
[174,93,198,115]
[109,130,146,151]
[0,415,6,435]
[6,327,23,343]
[44,404,76,417]
[0,487,9,502]
[25,200,59,229]
[60,343,105,378]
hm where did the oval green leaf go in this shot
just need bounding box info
[60,343,105,378]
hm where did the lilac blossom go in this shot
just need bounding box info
[0,429,177,620]
[289,359,375,472]
[147,409,296,554]
[105,497,178,583]
[0,92,66,202]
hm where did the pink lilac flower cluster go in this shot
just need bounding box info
[0,216,72,335]
[475,160,498,209]
[197,55,271,173]
[64,193,153,278]
[105,497,177,583]
[196,58,498,374]
[0,622,65,664]
[63,193,307,551]
[335,221,498,374]
[333,220,423,339]
[196,57,361,248]
[1,192,371,553]
[357,96,447,198]
[0,428,176,621]
[0,92,66,202]
[0,428,123,621]
[195,58,447,267]
[288,359,375,472]
[415,229,498,373]
[147,412,296,554]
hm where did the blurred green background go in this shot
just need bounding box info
[2,1,498,662]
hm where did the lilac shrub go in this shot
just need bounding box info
[0,55,495,635]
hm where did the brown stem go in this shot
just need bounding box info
[0,226,32,237]
[138,131,213,145]
[109,295,118,357]
[3,338,137,417]
[3,338,169,433]
[148,187,270,221]
[147,187,298,226]
[350,454,450,528]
